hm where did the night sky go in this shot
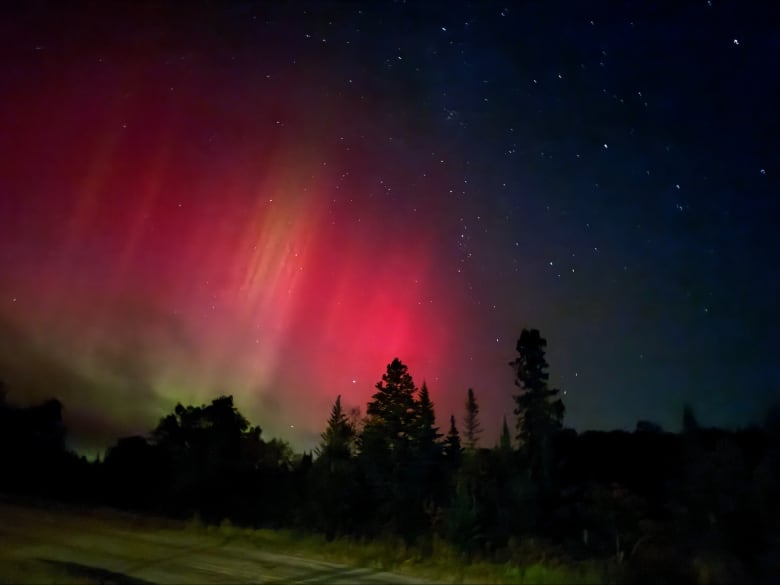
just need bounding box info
[1,1,778,454]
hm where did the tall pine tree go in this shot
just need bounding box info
[412,382,445,531]
[463,387,482,450]
[444,415,462,463]
[317,395,354,460]
[365,357,418,451]
[415,382,441,448]
[509,329,564,481]
[361,358,421,539]
[311,395,358,539]
[499,415,512,452]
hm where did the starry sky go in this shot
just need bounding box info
[0,1,778,454]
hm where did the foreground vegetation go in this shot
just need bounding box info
[0,496,605,584]
[2,328,779,583]
[202,519,608,584]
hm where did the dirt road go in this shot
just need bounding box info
[0,501,432,584]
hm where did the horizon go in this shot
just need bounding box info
[2,356,774,460]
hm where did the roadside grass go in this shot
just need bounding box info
[201,519,608,584]
[0,497,607,585]
[2,499,756,583]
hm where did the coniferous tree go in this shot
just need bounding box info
[317,395,354,460]
[509,329,564,481]
[360,358,421,539]
[463,387,482,450]
[364,357,418,451]
[414,382,442,452]
[412,382,445,535]
[499,415,512,452]
[311,395,358,540]
[444,414,463,464]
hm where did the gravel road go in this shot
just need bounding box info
[0,501,433,584]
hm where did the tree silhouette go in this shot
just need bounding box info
[360,358,422,538]
[412,381,446,540]
[0,394,68,496]
[310,396,359,540]
[365,357,418,451]
[499,415,512,452]
[509,328,564,481]
[317,395,354,460]
[0,365,776,580]
[150,395,268,521]
[463,387,482,450]
[360,359,412,513]
[414,382,441,453]
[104,435,165,510]
[444,414,463,467]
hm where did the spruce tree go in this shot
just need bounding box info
[361,358,421,539]
[365,357,418,450]
[311,395,358,539]
[499,415,512,452]
[415,382,442,450]
[509,328,564,481]
[463,387,482,450]
[444,415,463,464]
[411,382,445,526]
[317,395,354,460]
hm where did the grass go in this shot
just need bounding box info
[198,519,608,584]
[0,496,608,584]
[3,497,761,584]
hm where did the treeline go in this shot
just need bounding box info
[1,329,779,582]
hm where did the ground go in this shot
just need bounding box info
[0,500,434,584]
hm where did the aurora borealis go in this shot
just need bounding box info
[1,1,777,453]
